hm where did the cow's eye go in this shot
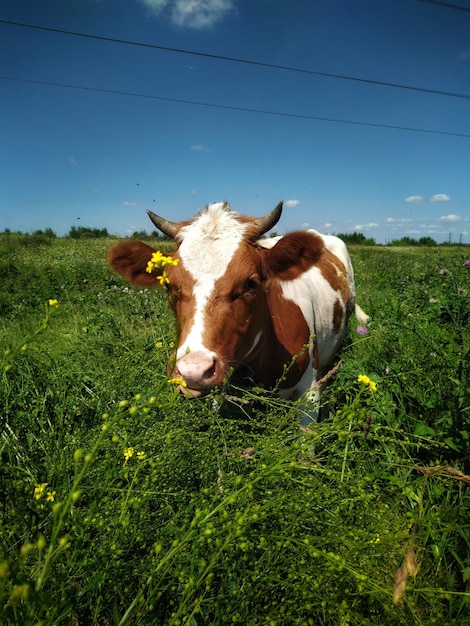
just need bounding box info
[244,276,259,292]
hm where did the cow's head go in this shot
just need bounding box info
[108,202,323,396]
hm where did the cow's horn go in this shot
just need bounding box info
[254,201,283,236]
[146,210,179,239]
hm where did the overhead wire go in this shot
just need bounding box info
[418,0,470,12]
[1,19,469,138]
[2,74,469,138]
[1,19,470,101]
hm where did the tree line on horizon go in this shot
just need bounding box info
[0,226,467,247]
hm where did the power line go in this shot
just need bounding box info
[1,19,470,101]
[2,74,469,138]
[418,0,470,12]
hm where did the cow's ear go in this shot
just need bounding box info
[108,241,161,287]
[264,231,324,281]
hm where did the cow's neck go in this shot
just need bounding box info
[239,281,312,391]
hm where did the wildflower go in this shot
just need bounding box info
[146,251,179,285]
[46,490,56,502]
[439,268,449,275]
[137,451,146,461]
[356,325,368,336]
[169,341,175,349]
[156,341,163,349]
[357,374,377,391]
[48,299,59,307]
[34,483,48,500]
[123,447,134,463]
[464,259,470,266]
[168,377,187,387]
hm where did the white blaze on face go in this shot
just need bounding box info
[175,203,249,359]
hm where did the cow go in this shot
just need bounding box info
[108,202,368,423]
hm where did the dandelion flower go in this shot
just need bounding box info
[48,299,59,308]
[356,325,368,336]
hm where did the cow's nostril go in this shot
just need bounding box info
[201,360,216,380]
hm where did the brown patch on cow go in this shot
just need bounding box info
[108,241,162,287]
[263,231,325,281]
[332,298,344,335]
[245,280,312,389]
[312,340,320,372]
[319,250,350,304]
[237,216,263,243]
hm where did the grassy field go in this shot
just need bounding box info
[1,234,469,625]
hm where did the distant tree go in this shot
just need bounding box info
[389,237,419,246]
[68,226,109,239]
[131,230,149,239]
[335,232,376,246]
[418,236,437,247]
[32,228,56,238]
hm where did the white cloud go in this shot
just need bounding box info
[123,201,138,207]
[354,223,379,231]
[190,144,209,151]
[69,157,78,166]
[284,199,300,208]
[140,0,236,29]
[430,194,450,203]
[438,214,461,222]
[387,217,412,223]
[405,195,424,204]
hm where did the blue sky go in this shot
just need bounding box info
[1,0,469,243]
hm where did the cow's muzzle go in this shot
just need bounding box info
[173,352,218,396]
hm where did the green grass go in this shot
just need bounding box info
[1,236,469,625]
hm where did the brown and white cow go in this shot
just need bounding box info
[108,202,368,422]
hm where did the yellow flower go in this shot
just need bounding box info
[168,377,187,387]
[123,447,134,462]
[147,251,179,271]
[156,341,163,349]
[48,299,59,308]
[358,374,377,391]
[157,272,171,286]
[46,490,56,502]
[146,251,179,285]
[34,483,48,500]
[137,451,146,461]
